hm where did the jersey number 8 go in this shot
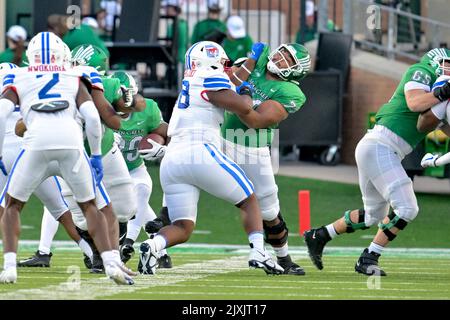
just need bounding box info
[177,80,190,109]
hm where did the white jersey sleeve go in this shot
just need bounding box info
[430,75,450,120]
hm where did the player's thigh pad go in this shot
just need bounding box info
[6,149,49,202]
[58,150,96,203]
[163,183,200,223]
[107,182,137,223]
[356,137,418,224]
[102,145,133,188]
[33,177,69,220]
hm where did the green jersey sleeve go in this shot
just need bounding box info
[144,99,164,132]
[270,83,306,114]
[102,77,123,104]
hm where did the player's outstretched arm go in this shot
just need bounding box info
[0,89,19,157]
[206,89,253,116]
[238,99,288,129]
[77,82,102,156]
[417,102,446,133]
[91,89,122,130]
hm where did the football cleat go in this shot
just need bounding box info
[158,254,173,269]
[138,240,160,275]
[0,268,17,284]
[303,227,330,270]
[355,248,387,276]
[104,263,134,285]
[83,254,93,269]
[277,255,306,275]
[119,243,135,264]
[89,252,104,274]
[17,251,52,267]
[248,246,284,275]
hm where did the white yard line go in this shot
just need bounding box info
[0,255,249,300]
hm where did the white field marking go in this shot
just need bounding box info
[0,255,250,300]
[21,225,35,230]
[192,230,212,235]
[185,278,450,287]
[164,284,450,293]
[135,290,334,298]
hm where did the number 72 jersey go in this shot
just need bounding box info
[2,66,87,151]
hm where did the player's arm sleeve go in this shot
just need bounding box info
[79,101,102,156]
[272,87,306,114]
[404,67,433,93]
[0,98,16,156]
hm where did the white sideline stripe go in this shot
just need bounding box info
[7,241,450,258]
[0,255,249,300]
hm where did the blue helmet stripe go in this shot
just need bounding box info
[46,32,50,64]
[41,32,45,64]
[185,42,200,70]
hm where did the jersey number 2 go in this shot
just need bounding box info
[37,73,62,99]
[177,80,190,109]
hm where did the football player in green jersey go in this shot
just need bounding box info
[110,71,172,267]
[304,48,450,276]
[220,43,311,275]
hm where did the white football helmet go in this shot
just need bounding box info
[26,32,67,66]
[185,41,229,72]
[267,43,311,85]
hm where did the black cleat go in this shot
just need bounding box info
[355,248,387,276]
[89,252,104,274]
[18,251,52,267]
[120,243,135,264]
[144,218,165,234]
[277,255,305,275]
[303,227,331,270]
[158,254,173,269]
[83,254,92,269]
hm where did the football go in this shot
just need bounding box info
[138,133,166,150]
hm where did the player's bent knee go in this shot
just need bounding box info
[263,212,288,246]
[345,209,370,232]
[259,192,280,221]
[109,183,137,223]
[378,210,411,241]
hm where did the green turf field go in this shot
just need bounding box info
[1,247,450,300]
[2,167,450,300]
[16,167,450,248]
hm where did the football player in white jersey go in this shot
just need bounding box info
[0,62,94,268]
[0,32,134,285]
[138,41,283,275]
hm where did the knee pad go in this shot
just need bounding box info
[344,209,369,233]
[263,212,288,246]
[378,210,408,241]
[108,183,137,223]
[259,192,280,221]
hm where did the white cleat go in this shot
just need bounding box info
[138,240,160,275]
[104,263,134,285]
[248,248,284,275]
[0,268,17,284]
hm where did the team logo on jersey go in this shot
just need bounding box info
[205,45,219,58]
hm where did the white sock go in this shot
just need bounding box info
[273,244,289,258]
[248,231,264,251]
[77,239,93,261]
[368,242,384,255]
[100,250,116,266]
[153,235,167,252]
[160,249,168,256]
[326,224,338,239]
[38,207,59,255]
[4,252,17,269]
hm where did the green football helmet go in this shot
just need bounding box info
[420,48,450,76]
[71,44,109,75]
[111,71,138,95]
[267,43,311,85]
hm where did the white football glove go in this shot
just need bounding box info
[138,138,166,161]
[121,86,135,108]
[420,153,439,168]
